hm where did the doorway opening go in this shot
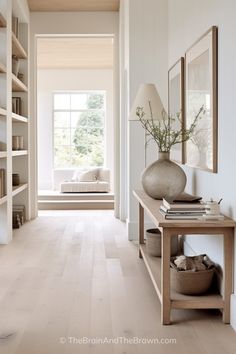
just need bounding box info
[36,36,115,210]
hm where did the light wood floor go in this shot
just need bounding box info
[0,210,236,354]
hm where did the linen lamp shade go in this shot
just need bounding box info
[129,83,165,120]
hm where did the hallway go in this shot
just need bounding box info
[0,210,236,354]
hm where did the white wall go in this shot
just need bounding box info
[37,68,114,191]
[30,12,119,217]
[120,0,236,328]
[168,0,236,329]
[120,0,168,237]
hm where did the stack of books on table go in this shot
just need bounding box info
[159,193,206,220]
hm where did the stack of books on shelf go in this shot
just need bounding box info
[159,193,206,220]
[13,205,25,229]
[0,168,6,198]
[12,97,22,115]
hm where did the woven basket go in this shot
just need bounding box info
[146,229,178,257]
[170,260,214,295]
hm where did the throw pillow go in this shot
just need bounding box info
[71,170,78,182]
[71,168,88,182]
[77,169,98,182]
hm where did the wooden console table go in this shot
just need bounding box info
[134,190,235,325]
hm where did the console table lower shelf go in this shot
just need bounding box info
[140,244,223,310]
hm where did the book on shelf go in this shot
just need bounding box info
[12,97,22,115]
[13,214,21,229]
[13,205,26,228]
[0,168,6,198]
[13,205,26,222]
[0,141,6,150]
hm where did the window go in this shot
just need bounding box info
[53,91,105,168]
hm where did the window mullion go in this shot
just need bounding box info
[70,94,72,166]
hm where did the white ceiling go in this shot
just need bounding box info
[28,0,119,12]
[37,37,114,69]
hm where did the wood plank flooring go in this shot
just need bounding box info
[0,210,236,354]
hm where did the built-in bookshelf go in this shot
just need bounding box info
[12,73,28,91]
[12,32,27,59]
[0,151,7,158]
[0,195,7,205]
[12,150,28,156]
[0,0,30,244]
[0,12,6,27]
[0,4,7,244]
[12,112,28,123]
[12,182,28,197]
[0,62,6,73]
[0,107,7,116]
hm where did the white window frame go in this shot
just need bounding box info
[52,90,106,169]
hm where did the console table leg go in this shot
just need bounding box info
[223,228,234,323]
[161,229,171,325]
[139,203,144,258]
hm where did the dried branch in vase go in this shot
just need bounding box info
[136,102,205,153]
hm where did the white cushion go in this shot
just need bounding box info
[71,170,78,182]
[77,169,98,182]
[71,168,87,182]
[97,168,110,182]
[60,181,109,193]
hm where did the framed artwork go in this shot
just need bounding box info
[185,26,218,172]
[168,57,185,164]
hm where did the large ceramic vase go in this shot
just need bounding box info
[141,152,186,199]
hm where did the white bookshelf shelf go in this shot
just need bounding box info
[12,183,28,197]
[0,151,7,158]
[0,12,6,27]
[12,32,27,59]
[12,150,28,157]
[0,195,7,205]
[0,62,6,73]
[0,107,7,116]
[12,113,28,123]
[12,74,28,92]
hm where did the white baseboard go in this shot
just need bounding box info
[231,294,236,331]
[126,220,154,241]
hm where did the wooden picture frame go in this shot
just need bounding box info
[185,26,218,172]
[168,57,185,164]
